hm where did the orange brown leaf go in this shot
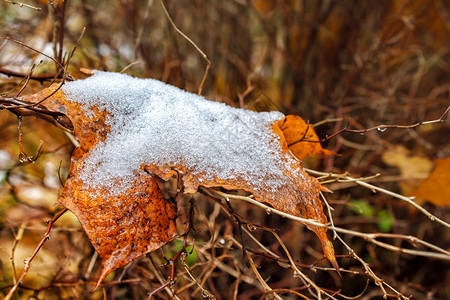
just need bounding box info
[22,85,177,285]
[21,71,337,282]
[413,157,450,207]
[276,115,333,160]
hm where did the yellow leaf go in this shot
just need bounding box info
[381,145,434,196]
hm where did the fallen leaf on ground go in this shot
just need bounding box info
[382,145,434,196]
[22,71,337,283]
[413,157,450,207]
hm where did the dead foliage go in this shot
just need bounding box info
[0,0,449,299]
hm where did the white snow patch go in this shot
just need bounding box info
[62,71,300,196]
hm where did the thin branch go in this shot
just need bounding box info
[306,169,450,230]
[159,0,210,95]
[9,225,26,284]
[2,0,41,10]
[292,106,450,144]
[120,61,143,74]
[321,189,411,299]
[0,67,62,83]
[63,27,86,74]
[5,208,68,300]
[147,253,180,300]
[148,281,171,299]
[246,252,283,300]
[207,189,450,261]
[0,37,69,77]
[272,231,336,300]
[14,64,36,97]
[179,252,215,300]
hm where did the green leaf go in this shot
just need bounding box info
[377,210,393,232]
[349,200,374,217]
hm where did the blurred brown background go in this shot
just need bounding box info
[1,0,449,299]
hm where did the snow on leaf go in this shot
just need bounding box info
[22,71,337,282]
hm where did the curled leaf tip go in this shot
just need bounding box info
[323,239,341,278]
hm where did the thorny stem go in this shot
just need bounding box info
[4,208,68,300]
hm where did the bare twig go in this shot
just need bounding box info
[9,225,26,284]
[63,27,86,74]
[246,252,283,300]
[14,64,36,97]
[148,280,171,299]
[292,106,450,145]
[0,29,86,115]
[120,61,143,74]
[179,252,216,299]
[0,37,68,76]
[237,74,255,108]
[0,67,62,83]
[159,0,210,95]
[2,0,41,10]
[272,231,337,300]
[208,189,450,261]
[321,194,411,299]
[306,169,450,230]
[147,253,180,300]
[5,208,68,300]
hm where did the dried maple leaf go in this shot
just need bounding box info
[21,71,338,284]
[276,115,334,160]
[382,145,434,197]
[22,86,178,284]
[413,157,450,207]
